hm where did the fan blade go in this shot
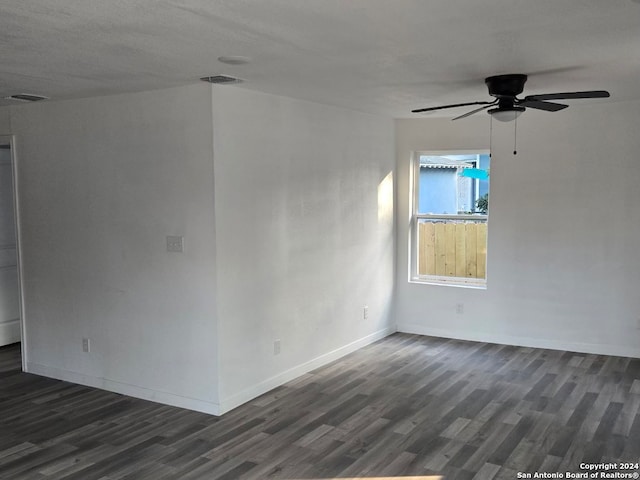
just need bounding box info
[451,104,494,120]
[412,100,495,114]
[518,99,568,112]
[524,90,610,101]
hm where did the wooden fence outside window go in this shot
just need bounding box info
[418,220,487,279]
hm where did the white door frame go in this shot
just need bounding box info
[0,135,27,370]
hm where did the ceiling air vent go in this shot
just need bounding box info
[4,93,49,102]
[200,75,242,84]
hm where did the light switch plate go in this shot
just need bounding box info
[166,235,184,253]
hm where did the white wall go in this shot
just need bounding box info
[6,84,221,413]
[0,82,396,415]
[0,145,20,346]
[0,109,10,133]
[211,86,396,411]
[396,100,640,358]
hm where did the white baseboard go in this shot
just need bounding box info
[24,326,397,417]
[0,318,20,346]
[398,323,640,359]
[218,326,396,414]
[25,362,221,416]
[23,323,636,421]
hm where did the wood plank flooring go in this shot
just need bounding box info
[1,333,639,479]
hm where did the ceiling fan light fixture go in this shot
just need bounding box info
[489,106,525,122]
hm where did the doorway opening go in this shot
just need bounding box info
[0,136,25,368]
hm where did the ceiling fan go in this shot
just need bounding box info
[412,74,610,120]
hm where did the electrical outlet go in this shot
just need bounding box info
[274,339,281,355]
[363,305,369,320]
[456,303,464,315]
[166,235,184,253]
[82,337,90,353]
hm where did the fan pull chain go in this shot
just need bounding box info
[513,112,518,155]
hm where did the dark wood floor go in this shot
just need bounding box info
[1,334,639,480]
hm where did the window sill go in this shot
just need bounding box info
[409,277,487,290]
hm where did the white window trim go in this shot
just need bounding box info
[409,150,489,288]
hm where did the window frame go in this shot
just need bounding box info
[409,150,489,288]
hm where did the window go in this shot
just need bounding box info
[410,151,489,287]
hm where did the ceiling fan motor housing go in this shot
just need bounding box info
[485,74,528,98]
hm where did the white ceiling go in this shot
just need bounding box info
[2,0,639,117]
